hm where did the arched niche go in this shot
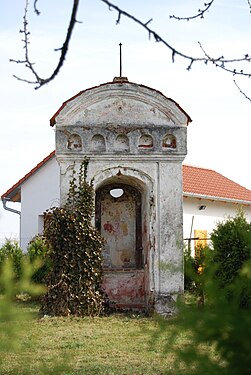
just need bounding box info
[138,134,153,149]
[114,134,129,151]
[95,183,142,270]
[91,134,106,151]
[92,166,155,309]
[162,134,176,149]
[67,133,82,151]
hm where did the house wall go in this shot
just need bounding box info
[20,157,60,250]
[183,196,251,255]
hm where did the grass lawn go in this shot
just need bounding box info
[0,300,195,375]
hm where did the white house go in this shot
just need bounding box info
[2,151,251,253]
[2,78,251,313]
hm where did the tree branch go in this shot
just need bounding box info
[10,0,251,95]
[198,42,251,77]
[10,0,80,89]
[248,0,251,13]
[101,0,251,77]
[170,0,215,21]
[33,0,40,15]
[234,80,251,102]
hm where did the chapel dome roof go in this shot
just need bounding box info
[50,79,192,127]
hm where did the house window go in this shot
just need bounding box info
[194,229,208,258]
[38,215,44,235]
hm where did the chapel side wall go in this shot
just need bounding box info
[156,162,184,298]
[20,157,60,250]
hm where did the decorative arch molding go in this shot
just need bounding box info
[92,165,154,195]
[52,82,191,128]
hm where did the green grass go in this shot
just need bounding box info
[0,300,191,375]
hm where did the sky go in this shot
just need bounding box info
[0,0,251,245]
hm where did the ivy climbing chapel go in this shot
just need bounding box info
[50,76,191,315]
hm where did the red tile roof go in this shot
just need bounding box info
[2,152,251,205]
[183,165,251,203]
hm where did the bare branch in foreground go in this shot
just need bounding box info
[10,0,251,94]
[10,0,80,89]
[198,42,251,77]
[170,0,215,21]
[101,0,251,77]
[248,0,251,13]
[33,0,40,15]
[234,80,251,102]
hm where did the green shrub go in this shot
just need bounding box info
[211,210,251,285]
[27,235,51,284]
[0,259,67,374]
[184,244,212,307]
[184,245,197,292]
[0,240,23,281]
[157,245,251,375]
[210,210,251,307]
[41,158,104,317]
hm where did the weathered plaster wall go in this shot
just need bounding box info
[102,270,145,308]
[54,80,188,314]
[157,162,184,294]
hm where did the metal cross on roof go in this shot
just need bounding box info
[119,43,122,77]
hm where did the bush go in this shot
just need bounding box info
[169,214,251,373]
[211,211,251,285]
[0,240,23,281]
[184,245,197,292]
[184,244,211,307]
[41,159,104,317]
[158,245,251,375]
[27,235,51,284]
[210,210,251,307]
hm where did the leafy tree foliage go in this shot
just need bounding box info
[184,245,197,292]
[41,159,104,316]
[211,211,251,286]
[0,240,23,282]
[27,235,51,284]
[0,260,66,374]
[185,211,251,308]
[157,239,251,375]
[179,257,250,374]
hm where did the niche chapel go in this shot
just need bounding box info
[51,76,191,314]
